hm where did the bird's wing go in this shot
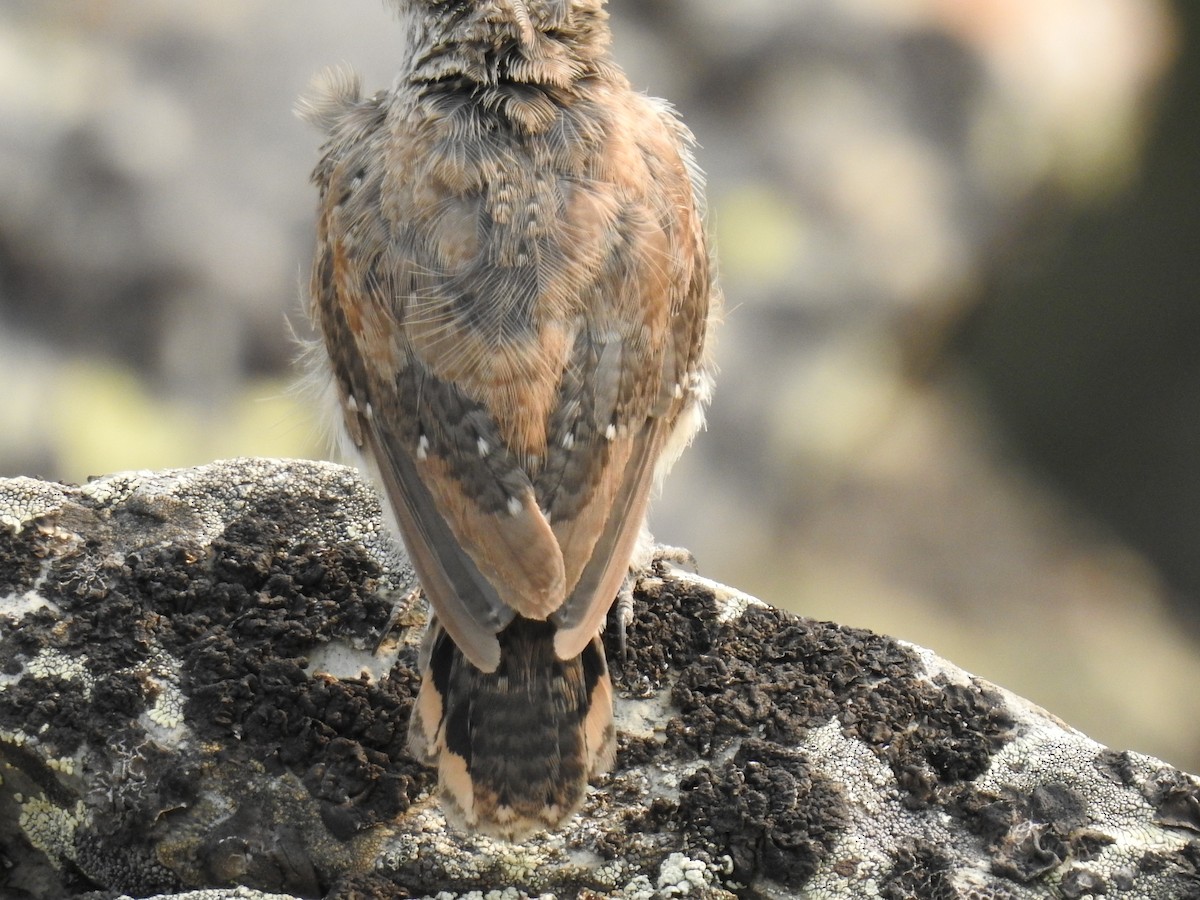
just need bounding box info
[536,102,715,659]
[311,177,566,673]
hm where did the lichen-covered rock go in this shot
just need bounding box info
[1,459,1198,899]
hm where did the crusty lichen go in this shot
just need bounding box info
[24,647,95,697]
[2,459,1200,899]
[18,794,86,867]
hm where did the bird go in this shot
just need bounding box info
[298,0,716,840]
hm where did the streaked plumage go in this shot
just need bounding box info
[301,0,716,839]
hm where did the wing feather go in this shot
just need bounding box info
[550,414,666,658]
[358,420,511,671]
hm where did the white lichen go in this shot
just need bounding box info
[18,796,85,867]
[143,674,187,731]
[656,852,718,896]
[26,648,95,698]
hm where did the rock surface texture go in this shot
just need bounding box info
[1,458,1198,899]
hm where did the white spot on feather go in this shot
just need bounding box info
[507,496,523,516]
[477,437,490,457]
[417,434,429,460]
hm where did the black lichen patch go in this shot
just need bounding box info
[949,781,1113,885]
[0,517,50,596]
[614,732,662,768]
[1,473,428,892]
[1027,782,1089,830]
[1170,841,1200,892]
[668,604,1014,798]
[0,637,148,762]
[82,728,200,870]
[1132,840,1200,894]
[197,800,325,895]
[0,517,174,758]
[0,596,162,758]
[1141,766,1200,834]
[877,840,966,900]
[1094,748,1141,787]
[608,560,722,689]
[115,500,429,836]
[677,738,847,889]
[595,577,1018,893]
[0,674,91,758]
[990,820,1068,883]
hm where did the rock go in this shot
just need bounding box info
[1,458,1198,899]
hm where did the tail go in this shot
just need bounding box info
[407,617,615,840]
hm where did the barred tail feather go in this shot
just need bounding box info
[408,618,615,841]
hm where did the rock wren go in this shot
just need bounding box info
[300,0,716,840]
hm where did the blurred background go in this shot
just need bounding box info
[2,0,1198,771]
